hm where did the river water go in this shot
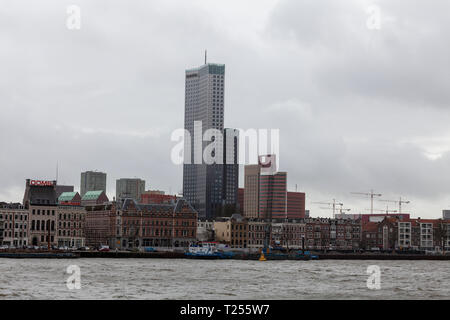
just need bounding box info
[0,258,448,299]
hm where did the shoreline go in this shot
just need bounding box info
[1,250,449,260]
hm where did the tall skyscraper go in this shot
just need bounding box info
[183,62,237,218]
[80,171,107,197]
[116,178,146,203]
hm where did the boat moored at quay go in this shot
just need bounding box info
[185,242,234,259]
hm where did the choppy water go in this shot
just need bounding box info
[0,258,448,299]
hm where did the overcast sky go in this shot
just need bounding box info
[1,0,449,218]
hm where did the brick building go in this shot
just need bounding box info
[248,220,266,249]
[57,192,86,248]
[304,218,361,250]
[84,198,198,249]
[287,192,306,219]
[0,203,29,247]
[361,216,450,251]
[84,202,116,248]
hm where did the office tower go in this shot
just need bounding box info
[183,63,229,219]
[221,128,239,216]
[259,172,287,220]
[80,171,107,197]
[244,154,304,220]
[243,165,261,218]
[287,191,306,219]
[116,178,146,203]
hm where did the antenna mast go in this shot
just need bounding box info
[205,50,207,64]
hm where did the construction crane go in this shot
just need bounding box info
[351,190,382,215]
[335,203,352,215]
[312,199,343,218]
[320,206,351,217]
[365,206,398,214]
[378,197,410,214]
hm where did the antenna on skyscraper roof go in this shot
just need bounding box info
[205,49,207,64]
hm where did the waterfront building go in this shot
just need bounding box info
[80,171,107,197]
[23,179,58,247]
[247,220,266,249]
[84,202,116,248]
[272,220,306,249]
[0,203,28,247]
[361,217,450,251]
[214,214,248,249]
[116,178,146,203]
[57,192,85,248]
[84,198,197,249]
[303,218,361,250]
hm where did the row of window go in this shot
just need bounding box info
[32,209,55,216]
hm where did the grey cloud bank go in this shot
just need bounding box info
[1,0,449,218]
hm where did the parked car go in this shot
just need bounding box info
[99,245,110,252]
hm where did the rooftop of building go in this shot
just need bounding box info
[81,190,105,201]
[186,63,225,74]
[58,192,79,202]
[120,198,197,215]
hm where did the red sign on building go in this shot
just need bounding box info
[30,180,54,187]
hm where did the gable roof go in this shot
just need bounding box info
[58,192,78,202]
[120,198,197,215]
[82,190,105,201]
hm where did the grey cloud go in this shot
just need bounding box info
[1,0,449,218]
